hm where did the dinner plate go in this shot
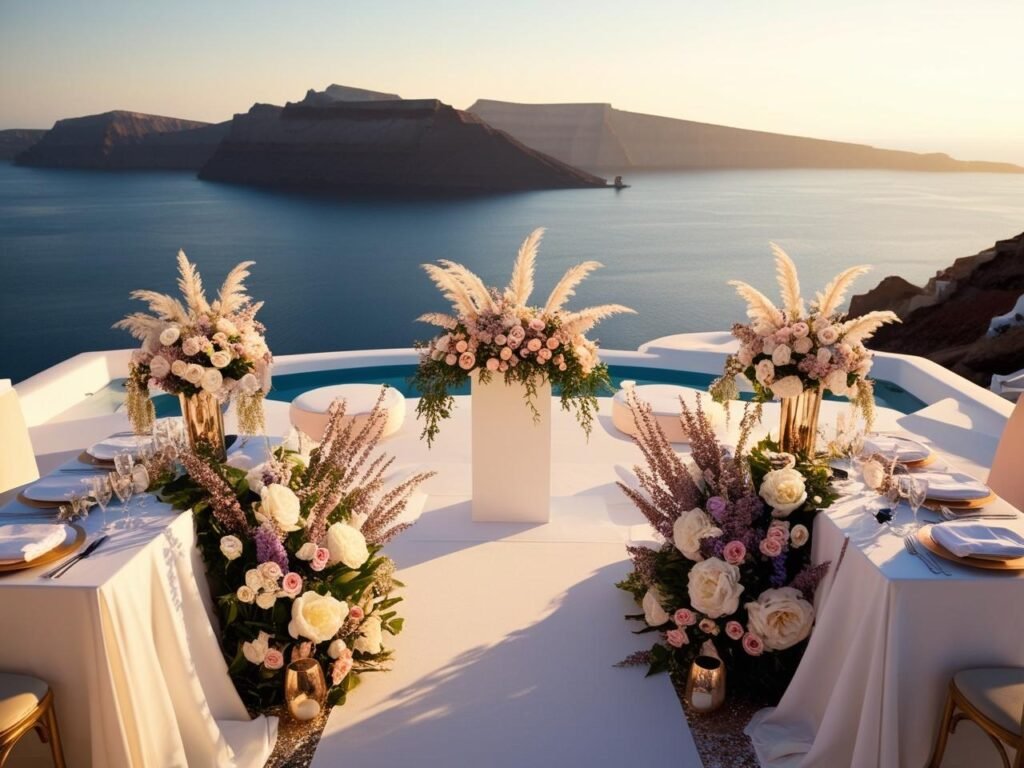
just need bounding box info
[0,524,86,574]
[20,474,91,503]
[917,525,1024,571]
[865,434,932,464]
[86,434,155,462]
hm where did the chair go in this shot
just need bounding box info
[289,383,406,443]
[0,673,66,767]
[928,667,1024,768]
[0,381,39,494]
[988,398,1024,511]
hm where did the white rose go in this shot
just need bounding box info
[159,326,181,346]
[220,535,243,560]
[242,631,270,665]
[642,588,670,626]
[672,508,723,561]
[182,337,202,357]
[288,591,348,643]
[326,522,370,569]
[258,561,282,581]
[745,587,815,650]
[239,372,260,394]
[687,558,744,619]
[771,344,792,367]
[817,326,839,345]
[171,359,188,377]
[760,467,808,517]
[825,369,851,397]
[236,585,255,604]
[296,542,318,561]
[258,484,302,532]
[770,375,805,400]
[210,350,232,369]
[149,355,171,379]
[255,591,277,610]
[790,524,809,548]
[353,615,383,654]
[792,336,813,355]
[755,359,775,386]
[184,363,205,384]
[327,638,349,659]
[201,367,223,393]
[244,569,263,591]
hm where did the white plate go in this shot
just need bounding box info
[864,434,931,463]
[0,523,71,562]
[86,434,154,462]
[913,470,992,502]
[21,474,91,503]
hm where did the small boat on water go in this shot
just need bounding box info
[612,175,630,189]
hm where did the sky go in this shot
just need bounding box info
[2,0,1023,163]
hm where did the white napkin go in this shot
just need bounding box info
[864,434,930,463]
[931,522,1024,559]
[913,471,991,501]
[87,434,153,462]
[0,524,69,562]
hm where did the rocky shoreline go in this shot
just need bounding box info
[850,232,1024,388]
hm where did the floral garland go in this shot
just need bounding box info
[709,244,898,424]
[115,251,272,435]
[413,229,634,444]
[616,391,836,694]
[156,390,433,710]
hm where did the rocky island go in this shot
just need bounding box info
[198,86,607,193]
[15,111,230,170]
[851,232,1024,389]
[468,100,1024,173]
[0,129,47,161]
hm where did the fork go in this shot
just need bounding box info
[904,534,950,575]
[939,505,1017,522]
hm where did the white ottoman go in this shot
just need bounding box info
[289,384,406,442]
[612,383,725,443]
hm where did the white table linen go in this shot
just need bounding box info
[0,459,277,767]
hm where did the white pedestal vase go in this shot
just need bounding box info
[471,371,551,523]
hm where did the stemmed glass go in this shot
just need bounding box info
[86,475,113,532]
[114,449,134,479]
[110,471,135,529]
[903,475,929,531]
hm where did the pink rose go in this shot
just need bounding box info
[445,354,458,366]
[310,547,330,572]
[455,339,468,353]
[331,656,354,686]
[458,352,476,370]
[263,649,285,670]
[760,537,783,557]
[743,632,765,656]
[537,348,551,361]
[673,608,697,627]
[494,334,507,345]
[281,572,303,597]
[348,605,365,622]
[486,358,500,371]
[529,318,546,332]
[558,363,567,371]
[499,347,513,361]
[545,337,559,350]
[725,621,744,640]
[665,629,688,648]
[723,540,747,565]
[507,325,526,343]
[527,338,542,352]
[499,362,509,372]
[767,523,789,542]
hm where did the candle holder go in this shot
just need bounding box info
[284,658,327,723]
[685,655,726,713]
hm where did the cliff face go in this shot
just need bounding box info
[468,100,1024,173]
[850,233,1024,386]
[15,111,230,170]
[0,129,46,161]
[298,84,401,106]
[199,98,607,193]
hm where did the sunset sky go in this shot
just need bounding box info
[2,0,1022,163]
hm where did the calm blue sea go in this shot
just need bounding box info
[2,163,1023,383]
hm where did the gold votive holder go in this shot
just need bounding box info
[685,655,726,713]
[284,658,327,722]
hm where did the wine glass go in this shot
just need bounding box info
[110,471,134,529]
[905,475,929,530]
[86,475,113,532]
[114,449,135,479]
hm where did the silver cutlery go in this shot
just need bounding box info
[904,534,950,575]
[43,534,109,579]
[58,468,106,473]
[938,505,1017,522]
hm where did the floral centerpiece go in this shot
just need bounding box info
[709,244,898,452]
[616,391,836,694]
[413,228,634,444]
[115,251,272,449]
[157,390,434,710]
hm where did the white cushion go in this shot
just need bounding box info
[612,384,725,443]
[289,384,406,442]
[954,667,1024,735]
[0,672,47,730]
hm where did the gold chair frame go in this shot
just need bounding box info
[0,688,66,768]
[929,676,1023,768]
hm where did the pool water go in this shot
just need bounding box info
[147,364,926,418]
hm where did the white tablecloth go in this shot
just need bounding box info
[0,469,277,767]
[747,487,1024,767]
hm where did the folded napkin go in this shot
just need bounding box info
[931,521,1024,559]
[864,434,930,463]
[914,471,991,501]
[0,524,69,562]
[87,434,154,462]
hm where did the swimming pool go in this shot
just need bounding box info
[146,364,927,417]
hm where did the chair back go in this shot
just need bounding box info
[989,398,1024,511]
[0,381,39,493]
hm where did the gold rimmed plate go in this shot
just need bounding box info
[0,524,86,574]
[924,491,998,511]
[916,525,1024,571]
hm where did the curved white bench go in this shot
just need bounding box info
[612,383,725,443]
[289,384,406,442]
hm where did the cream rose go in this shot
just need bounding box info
[642,588,670,626]
[745,587,815,651]
[238,372,260,394]
[236,585,255,604]
[258,484,302,532]
[790,524,810,548]
[182,337,202,357]
[672,508,723,561]
[770,375,805,400]
[184,363,205,384]
[149,355,171,379]
[209,350,232,369]
[242,631,271,665]
[759,467,808,517]
[687,558,744,619]
[220,535,243,561]
[159,326,181,346]
[171,359,188,377]
[326,522,370,569]
[353,614,383,654]
[201,367,223,393]
[792,336,813,355]
[771,344,792,367]
[825,369,851,397]
[755,359,775,386]
[288,591,348,643]
[296,542,318,561]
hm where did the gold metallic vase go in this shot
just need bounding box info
[284,659,328,722]
[685,655,726,713]
[778,384,824,456]
[179,391,226,460]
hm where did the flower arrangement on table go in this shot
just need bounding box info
[157,391,434,710]
[115,251,272,436]
[413,228,634,444]
[709,244,898,426]
[616,391,836,694]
